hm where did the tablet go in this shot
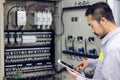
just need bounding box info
[58,59,80,74]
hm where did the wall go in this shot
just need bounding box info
[108,0,120,26]
[0,1,5,80]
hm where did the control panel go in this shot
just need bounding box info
[4,30,55,80]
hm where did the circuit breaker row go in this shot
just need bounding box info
[5,48,51,64]
[5,48,55,79]
[4,30,55,80]
[4,31,53,46]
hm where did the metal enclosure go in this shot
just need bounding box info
[2,0,57,80]
[0,0,107,80]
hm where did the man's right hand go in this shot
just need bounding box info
[74,59,89,70]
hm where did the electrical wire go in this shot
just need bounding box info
[6,3,26,30]
[64,38,67,50]
[6,6,20,30]
[18,26,23,30]
[72,38,75,52]
[26,3,51,11]
[84,38,88,54]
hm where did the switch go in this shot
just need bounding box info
[77,36,83,41]
[68,47,74,52]
[71,17,74,22]
[77,47,84,54]
[75,17,78,22]
[88,37,95,42]
[88,49,96,55]
[16,10,26,26]
[68,35,73,40]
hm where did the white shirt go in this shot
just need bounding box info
[77,27,120,80]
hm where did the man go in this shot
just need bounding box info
[67,2,120,80]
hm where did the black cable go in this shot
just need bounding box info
[54,67,67,74]
[65,38,68,51]
[72,38,75,52]
[18,26,23,30]
[85,38,87,54]
[6,6,20,30]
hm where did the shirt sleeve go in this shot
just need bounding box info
[76,48,120,80]
[88,58,98,68]
[76,76,100,80]
[101,48,120,80]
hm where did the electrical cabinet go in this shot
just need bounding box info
[4,30,55,80]
[0,0,107,80]
[2,0,57,80]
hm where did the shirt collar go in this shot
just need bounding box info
[101,27,120,46]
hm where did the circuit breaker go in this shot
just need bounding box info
[4,30,55,80]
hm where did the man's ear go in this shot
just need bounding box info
[100,17,107,25]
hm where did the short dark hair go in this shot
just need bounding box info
[85,2,115,24]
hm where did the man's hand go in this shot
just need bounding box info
[66,60,89,79]
[74,59,89,70]
[66,68,80,79]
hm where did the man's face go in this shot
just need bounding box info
[87,15,106,39]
